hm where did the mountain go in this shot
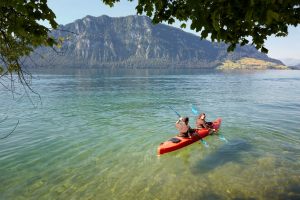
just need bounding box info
[289,63,300,70]
[31,15,284,69]
[280,58,300,66]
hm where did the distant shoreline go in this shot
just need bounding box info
[217,57,290,70]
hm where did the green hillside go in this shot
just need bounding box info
[217,58,289,70]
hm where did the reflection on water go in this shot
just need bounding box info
[32,67,217,76]
[0,69,300,200]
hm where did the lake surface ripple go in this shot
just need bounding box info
[0,70,299,200]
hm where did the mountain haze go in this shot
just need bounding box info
[32,15,283,69]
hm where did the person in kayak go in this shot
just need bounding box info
[196,113,216,133]
[176,117,194,138]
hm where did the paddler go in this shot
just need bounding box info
[176,117,194,138]
[196,113,216,133]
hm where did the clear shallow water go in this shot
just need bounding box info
[0,70,299,200]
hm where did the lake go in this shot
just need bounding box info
[0,69,299,199]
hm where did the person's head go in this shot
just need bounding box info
[199,113,206,120]
[182,117,189,124]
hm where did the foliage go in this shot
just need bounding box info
[103,0,300,53]
[0,0,58,90]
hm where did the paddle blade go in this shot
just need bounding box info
[200,139,209,147]
[218,134,228,142]
[191,105,199,115]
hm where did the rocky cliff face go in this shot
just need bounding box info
[32,15,283,68]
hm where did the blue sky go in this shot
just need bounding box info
[47,0,300,63]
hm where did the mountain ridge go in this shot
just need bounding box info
[30,15,284,69]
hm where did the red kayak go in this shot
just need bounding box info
[157,118,222,155]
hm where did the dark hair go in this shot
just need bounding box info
[182,117,189,123]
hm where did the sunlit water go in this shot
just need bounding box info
[0,69,299,200]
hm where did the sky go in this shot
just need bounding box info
[47,0,300,64]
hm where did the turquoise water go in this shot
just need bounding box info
[0,70,299,199]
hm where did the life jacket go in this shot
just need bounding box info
[196,118,206,129]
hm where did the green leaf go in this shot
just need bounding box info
[168,18,175,24]
[180,23,186,28]
[266,10,279,24]
[261,46,268,53]
[211,11,220,31]
[227,43,236,52]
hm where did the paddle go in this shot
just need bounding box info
[167,105,181,118]
[217,134,228,142]
[167,105,195,138]
[200,139,209,147]
[191,104,228,143]
[167,105,210,147]
[191,104,199,116]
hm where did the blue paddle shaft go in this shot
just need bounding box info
[168,106,181,118]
